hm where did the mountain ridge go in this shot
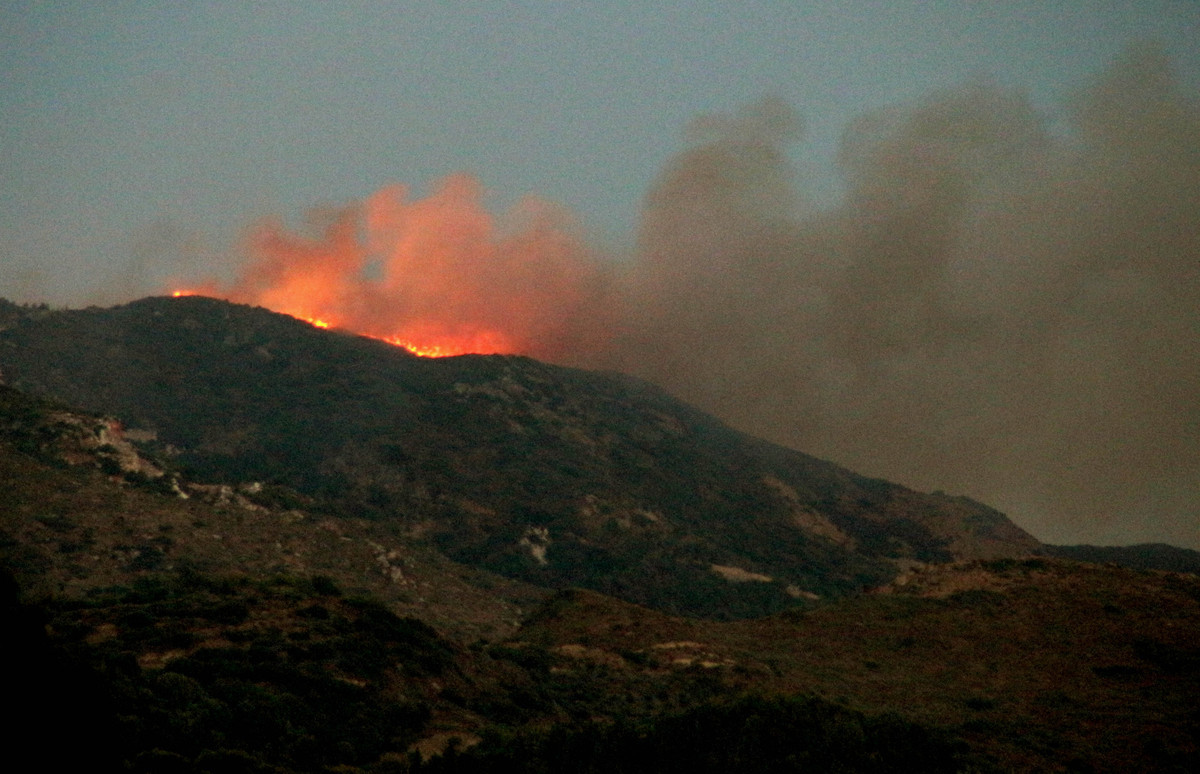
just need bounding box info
[0,294,1039,619]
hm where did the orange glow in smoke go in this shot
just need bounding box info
[386,339,480,358]
[381,328,514,358]
[294,315,511,358]
[171,175,615,360]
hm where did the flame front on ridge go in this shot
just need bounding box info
[165,175,615,362]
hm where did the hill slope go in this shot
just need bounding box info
[1043,543,1200,574]
[2,334,1197,771]
[0,383,545,641]
[0,295,1038,618]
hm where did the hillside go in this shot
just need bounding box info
[501,560,1200,772]
[0,384,545,642]
[3,428,1196,770]
[2,334,1198,771]
[1043,543,1200,575]
[0,295,1038,620]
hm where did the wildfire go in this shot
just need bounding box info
[170,295,487,358]
[165,174,615,362]
[291,312,506,358]
[386,340,475,358]
[381,328,513,358]
[273,311,476,357]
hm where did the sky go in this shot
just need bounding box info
[2,2,1199,549]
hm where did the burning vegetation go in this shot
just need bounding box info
[175,174,615,360]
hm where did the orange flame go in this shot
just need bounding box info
[173,174,616,361]
[381,327,514,358]
[386,338,486,358]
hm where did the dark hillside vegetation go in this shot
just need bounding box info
[0,381,544,640]
[7,553,1199,772]
[0,295,1038,620]
[505,565,1200,773]
[1,567,123,771]
[409,694,966,774]
[25,571,453,773]
[3,299,1199,771]
[1044,543,1200,574]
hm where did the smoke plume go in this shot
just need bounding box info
[191,45,1200,548]
[197,174,617,360]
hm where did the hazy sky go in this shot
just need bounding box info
[3,2,1197,301]
[3,3,1199,550]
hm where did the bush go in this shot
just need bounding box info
[412,694,967,774]
[310,575,342,597]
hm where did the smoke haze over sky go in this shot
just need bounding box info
[2,3,1199,548]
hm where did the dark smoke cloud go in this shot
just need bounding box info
[612,44,1199,548]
